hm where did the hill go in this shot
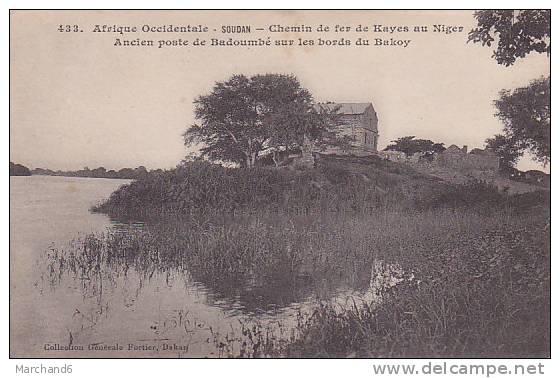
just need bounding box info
[9,162,31,176]
[93,154,545,220]
[80,153,549,358]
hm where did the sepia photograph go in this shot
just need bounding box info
[9,9,550,361]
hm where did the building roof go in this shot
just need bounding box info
[314,102,373,115]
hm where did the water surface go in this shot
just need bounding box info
[10,175,383,357]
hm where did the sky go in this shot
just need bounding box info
[10,10,550,171]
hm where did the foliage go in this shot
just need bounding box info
[384,136,446,157]
[468,10,550,66]
[311,104,355,154]
[31,165,153,179]
[485,134,524,171]
[494,76,550,166]
[46,150,551,358]
[284,218,550,357]
[9,162,31,176]
[48,201,550,358]
[468,11,550,169]
[184,74,349,168]
[93,156,512,219]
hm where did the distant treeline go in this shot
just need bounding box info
[31,166,162,179]
[10,162,31,176]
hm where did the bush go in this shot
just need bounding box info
[283,220,550,358]
[93,160,524,222]
[47,207,550,358]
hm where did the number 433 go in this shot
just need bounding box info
[58,24,82,32]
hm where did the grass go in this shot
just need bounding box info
[43,204,550,357]
[282,219,550,358]
[40,158,551,357]
[92,158,518,219]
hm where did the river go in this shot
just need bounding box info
[10,175,390,357]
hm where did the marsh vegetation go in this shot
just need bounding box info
[35,157,550,357]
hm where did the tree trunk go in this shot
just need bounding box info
[250,151,257,167]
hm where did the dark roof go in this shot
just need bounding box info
[314,102,373,115]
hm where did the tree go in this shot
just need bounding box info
[184,74,348,168]
[263,101,310,167]
[311,104,354,155]
[90,167,107,178]
[492,76,550,166]
[384,136,446,157]
[118,168,136,179]
[469,10,550,168]
[10,162,31,176]
[485,134,524,171]
[468,10,550,66]
[254,74,315,167]
[184,75,259,167]
[134,166,149,178]
[264,102,351,166]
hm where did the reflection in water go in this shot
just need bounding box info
[13,176,407,357]
[36,218,407,357]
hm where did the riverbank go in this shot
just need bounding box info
[47,205,550,357]
[92,158,547,219]
[48,159,546,357]
[282,216,550,357]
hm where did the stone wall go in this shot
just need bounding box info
[377,150,408,162]
[378,147,500,181]
[432,149,499,172]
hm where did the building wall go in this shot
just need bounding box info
[316,105,378,156]
[377,150,408,162]
[378,148,500,181]
[356,105,379,152]
[433,150,499,173]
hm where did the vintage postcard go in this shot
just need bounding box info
[9,10,550,359]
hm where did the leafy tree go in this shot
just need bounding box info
[134,166,149,178]
[468,10,550,66]
[118,168,136,179]
[184,75,259,167]
[264,102,351,166]
[469,10,550,168]
[255,74,315,166]
[485,134,524,171]
[184,74,348,168]
[90,167,107,178]
[494,76,550,166]
[311,104,354,155]
[27,165,150,179]
[10,162,31,176]
[384,136,446,157]
[263,101,310,167]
